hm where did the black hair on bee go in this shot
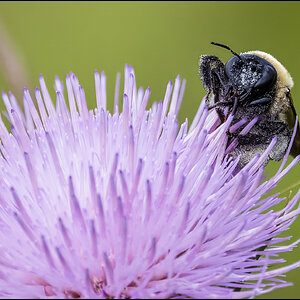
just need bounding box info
[199,42,300,167]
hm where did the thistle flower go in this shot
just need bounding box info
[0,65,300,299]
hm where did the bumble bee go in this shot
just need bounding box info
[199,42,300,167]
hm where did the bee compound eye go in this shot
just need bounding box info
[253,60,277,95]
[224,56,240,83]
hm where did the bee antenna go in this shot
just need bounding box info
[211,42,243,61]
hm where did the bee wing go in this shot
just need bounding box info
[286,95,300,157]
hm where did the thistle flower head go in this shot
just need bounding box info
[0,65,300,299]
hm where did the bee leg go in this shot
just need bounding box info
[239,90,252,103]
[199,55,224,92]
[249,97,271,106]
[205,90,212,105]
[199,55,228,102]
[231,97,239,115]
[207,100,234,111]
[208,100,234,123]
[209,71,222,103]
[211,67,230,103]
[224,84,233,97]
[212,67,229,89]
[216,107,226,123]
[209,97,238,118]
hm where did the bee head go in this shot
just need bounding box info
[210,43,294,101]
[225,54,277,98]
[243,50,294,90]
